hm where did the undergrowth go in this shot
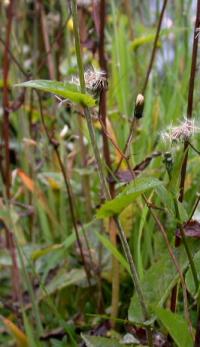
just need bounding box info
[1,0,200,346]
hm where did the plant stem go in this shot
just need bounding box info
[121,150,192,330]
[142,0,168,94]
[71,0,110,200]
[71,0,152,340]
[174,199,198,292]
[171,0,200,315]
[179,0,200,202]
[37,94,92,286]
[2,0,22,304]
[98,0,120,325]
[38,0,55,80]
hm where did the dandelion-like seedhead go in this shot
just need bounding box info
[71,68,107,96]
[161,119,200,144]
[84,69,107,93]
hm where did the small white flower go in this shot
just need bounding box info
[162,119,200,144]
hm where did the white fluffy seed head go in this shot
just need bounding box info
[162,119,200,144]
[71,68,107,95]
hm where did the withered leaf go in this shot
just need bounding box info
[176,220,200,239]
[109,151,161,183]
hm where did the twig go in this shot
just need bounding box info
[188,193,200,222]
[37,94,92,286]
[38,0,56,80]
[2,0,15,198]
[171,0,200,316]
[117,13,166,171]
[2,0,22,304]
[179,0,200,202]
[174,200,198,291]
[0,36,30,78]
[142,0,168,94]
[188,141,200,155]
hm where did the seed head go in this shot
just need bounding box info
[162,119,200,144]
[71,68,108,97]
[84,68,108,95]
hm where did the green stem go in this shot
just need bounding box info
[114,217,149,321]
[71,0,110,200]
[174,198,199,292]
[71,2,152,344]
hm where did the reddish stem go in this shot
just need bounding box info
[2,0,22,304]
[142,0,168,94]
[171,0,200,319]
[2,0,15,198]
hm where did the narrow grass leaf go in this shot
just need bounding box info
[23,312,42,347]
[0,316,28,347]
[94,230,130,275]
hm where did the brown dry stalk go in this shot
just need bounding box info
[171,0,200,319]
[2,0,22,303]
[142,0,168,94]
[38,0,56,80]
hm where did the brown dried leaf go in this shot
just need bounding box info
[109,152,161,183]
[176,220,200,239]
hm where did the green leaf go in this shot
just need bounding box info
[97,177,162,218]
[155,185,175,216]
[128,249,186,324]
[94,231,131,275]
[81,334,127,347]
[129,240,200,324]
[154,307,193,347]
[130,27,188,50]
[129,254,177,323]
[15,80,96,107]
[131,33,161,50]
[39,268,86,299]
[31,232,76,261]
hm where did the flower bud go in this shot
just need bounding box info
[163,152,173,176]
[134,94,144,119]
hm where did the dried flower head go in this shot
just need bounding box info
[84,68,108,94]
[71,68,108,96]
[162,119,200,144]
